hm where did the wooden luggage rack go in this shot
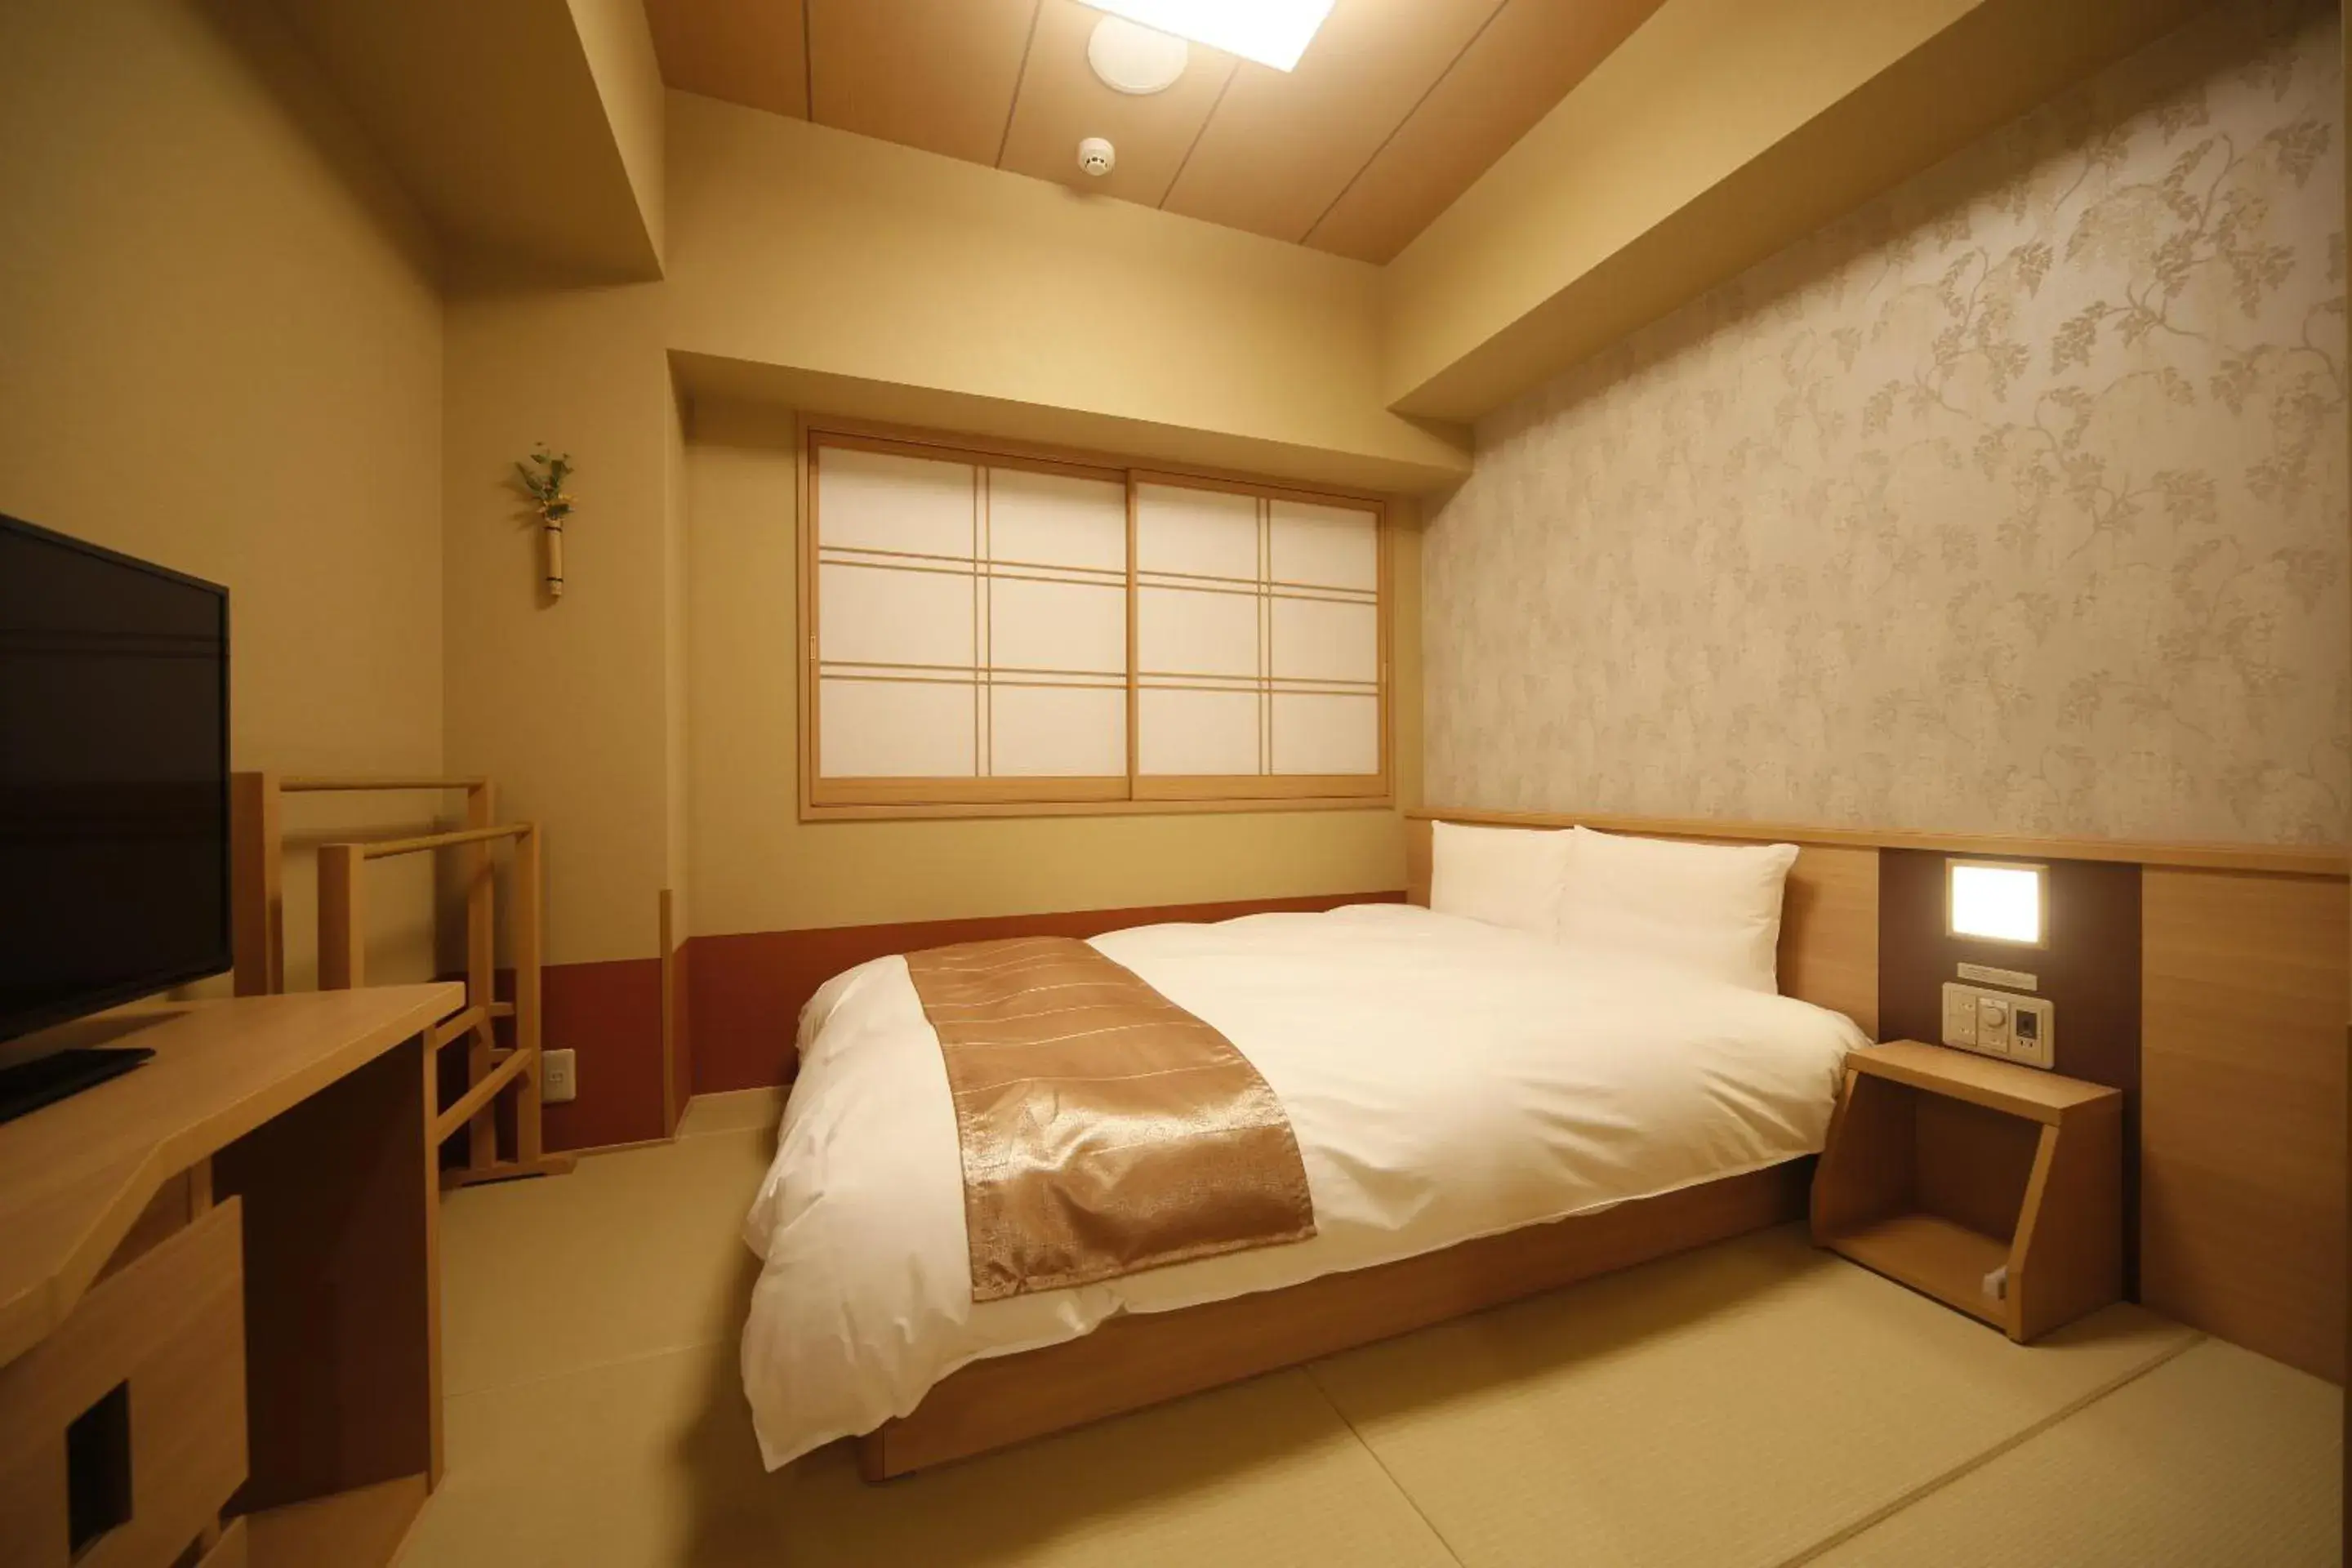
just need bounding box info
[231,772,574,1188]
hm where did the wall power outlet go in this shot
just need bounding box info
[541,1047,578,1104]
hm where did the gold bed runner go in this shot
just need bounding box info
[904,936,1316,1303]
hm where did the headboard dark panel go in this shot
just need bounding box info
[1877,848,2143,1294]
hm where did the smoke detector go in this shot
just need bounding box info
[1077,137,1116,178]
[1087,16,1187,95]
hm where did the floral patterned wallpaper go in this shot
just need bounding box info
[1424,2,2347,844]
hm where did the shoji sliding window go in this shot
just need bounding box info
[805,430,1388,816]
[810,438,1131,804]
[1133,479,1384,800]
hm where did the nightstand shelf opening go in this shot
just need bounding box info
[1826,1214,2011,1328]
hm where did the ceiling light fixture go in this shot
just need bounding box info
[1077,0,1336,73]
[1087,16,1189,96]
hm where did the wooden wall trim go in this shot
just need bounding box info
[1405,807,2349,879]
[802,794,1396,823]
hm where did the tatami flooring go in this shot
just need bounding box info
[404,1091,2342,1568]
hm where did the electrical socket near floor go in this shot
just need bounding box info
[541,1047,578,1104]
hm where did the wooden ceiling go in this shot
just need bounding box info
[644,0,1666,264]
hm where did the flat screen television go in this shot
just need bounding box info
[0,514,230,1058]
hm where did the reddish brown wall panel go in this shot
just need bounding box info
[670,938,693,1138]
[688,892,1406,1094]
[540,956,666,1151]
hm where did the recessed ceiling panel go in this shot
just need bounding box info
[999,0,1236,206]
[644,0,810,120]
[1305,0,1669,262]
[1075,0,1336,72]
[641,0,1668,265]
[808,0,1040,165]
[1159,0,1502,245]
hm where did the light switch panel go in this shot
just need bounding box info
[1940,982,1978,1048]
[1940,982,2055,1070]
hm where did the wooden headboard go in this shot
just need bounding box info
[1409,804,2352,1387]
[1405,811,1883,1036]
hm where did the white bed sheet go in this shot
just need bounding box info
[740,902,1867,1469]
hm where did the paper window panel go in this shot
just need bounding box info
[817,561,976,670]
[820,678,978,777]
[1138,688,1261,777]
[1270,596,1379,684]
[1134,487,1382,782]
[817,446,976,559]
[988,468,1125,572]
[990,576,1125,675]
[1269,500,1379,590]
[992,684,1127,777]
[1138,584,1262,679]
[1135,483,1258,580]
[1271,693,1380,776]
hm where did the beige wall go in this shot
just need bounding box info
[685,399,1419,938]
[273,0,661,280]
[664,93,1470,495]
[568,0,667,263]
[428,94,1468,964]
[0,0,448,987]
[1425,4,2347,845]
[441,271,680,966]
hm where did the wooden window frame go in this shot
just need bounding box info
[800,421,1393,822]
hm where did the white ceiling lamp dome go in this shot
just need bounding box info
[1087,16,1189,95]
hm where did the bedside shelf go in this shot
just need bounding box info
[1811,1041,2123,1342]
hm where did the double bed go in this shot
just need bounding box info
[741,856,1873,1477]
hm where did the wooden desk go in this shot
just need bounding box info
[1812,1040,2123,1342]
[0,985,465,1568]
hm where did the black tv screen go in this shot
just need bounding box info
[0,515,230,1042]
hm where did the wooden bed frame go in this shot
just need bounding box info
[859,1157,1811,1477]
[855,813,1882,1479]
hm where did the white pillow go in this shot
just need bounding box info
[1555,826,1797,993]
[1428,822,1575,938]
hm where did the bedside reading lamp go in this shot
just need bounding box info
[1947,860,2046,945]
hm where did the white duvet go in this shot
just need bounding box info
[740,903,1867,1469]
